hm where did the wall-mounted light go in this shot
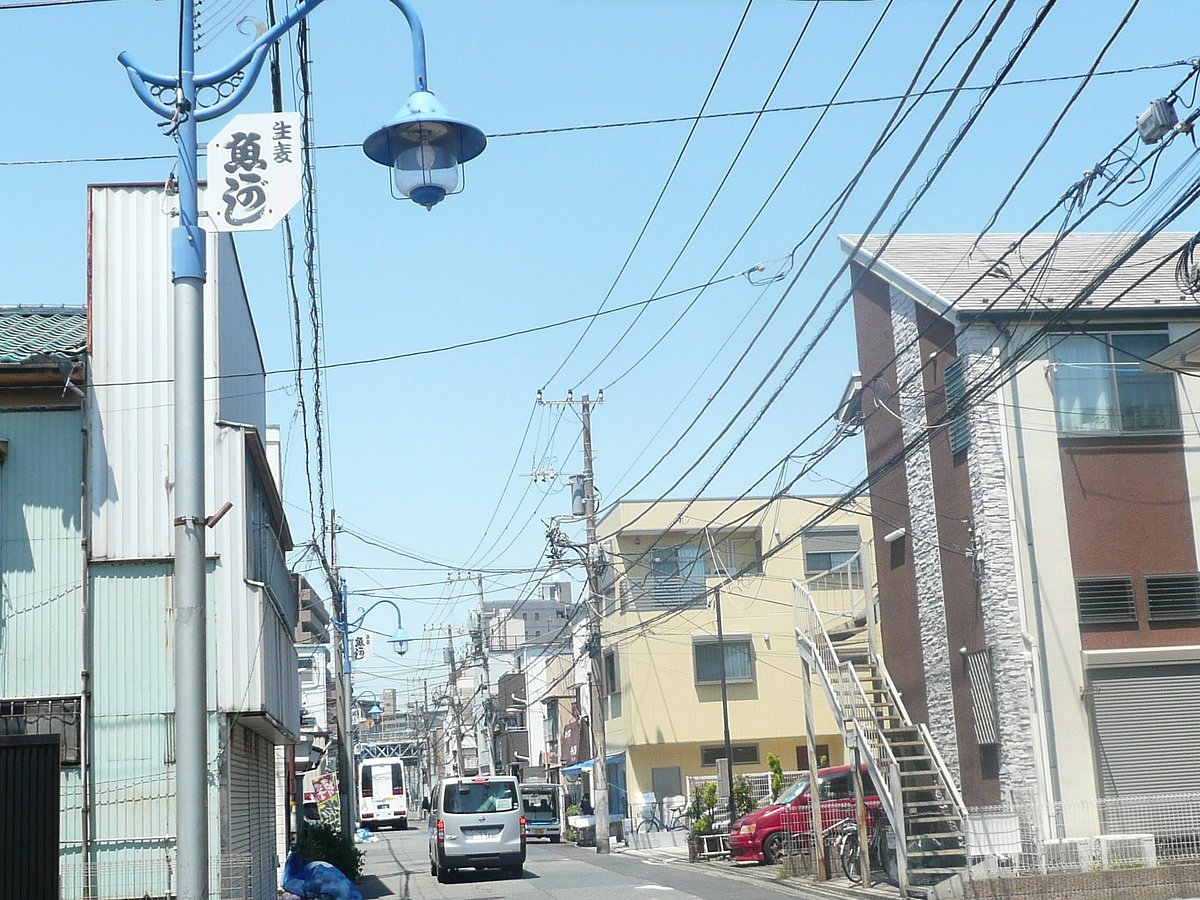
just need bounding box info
[884,527,906,544]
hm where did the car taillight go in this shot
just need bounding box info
[436,819,445,844]
[519,815,527,843]
[362,788,373,798]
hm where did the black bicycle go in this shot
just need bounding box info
[838,816,898,884]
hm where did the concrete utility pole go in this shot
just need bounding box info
[476,575,495,775]
[329,512,355,840]
[714,585,737,829]
[446,626,466,775]
[541,390,609,851]
[580,394,611,853]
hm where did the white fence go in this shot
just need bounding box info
[964,790,1200,876]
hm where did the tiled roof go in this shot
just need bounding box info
[0,306,86,365]
[840,232,1200,316]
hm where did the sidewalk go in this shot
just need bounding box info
[616,840,902,899]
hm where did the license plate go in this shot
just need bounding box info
[530,827,544,835]
[463,827,502,841]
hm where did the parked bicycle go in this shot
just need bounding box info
[635,796,688,833]
[836,815,898,884]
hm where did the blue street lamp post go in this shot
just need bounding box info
[119,3,483,896]
[332,593,412,834]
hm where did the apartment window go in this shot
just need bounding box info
[945,357,969,454]
[1050,331,1179,434]
[0,696,81,766]
[1145,573,1200,622]
[692,636,754,685]
[706,534,764,576]
[1076,576,1137,624]
[802,527,863,589]
[701,744,759,767]
[602,648,620,695]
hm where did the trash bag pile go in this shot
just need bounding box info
[354,827,379,843]
[281,851,363,900]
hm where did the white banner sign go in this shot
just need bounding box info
[206,112,302,232]
[352,633,373,662]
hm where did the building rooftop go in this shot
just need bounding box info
[840,232,1198,316]
[0,306,87,365]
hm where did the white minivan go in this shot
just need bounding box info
[358,757,408,830]
[427,775,526,883]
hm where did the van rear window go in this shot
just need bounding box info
[443,781,518,814]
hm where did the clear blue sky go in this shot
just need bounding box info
[3,0,1198,704]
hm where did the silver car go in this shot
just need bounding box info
[428,776,526,883]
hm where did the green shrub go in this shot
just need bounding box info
[767,753,783,801]
[295,822,364,882]
[563,804,580,842]
[733,775,757,818]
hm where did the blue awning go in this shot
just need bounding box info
[561,752,625,780]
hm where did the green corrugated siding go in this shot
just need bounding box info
[0,409,84,696]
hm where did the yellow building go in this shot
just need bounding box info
[594,495,876,815]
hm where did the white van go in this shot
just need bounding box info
[428,775,526,883]
[518,782,563,842]
[358,757,409,830]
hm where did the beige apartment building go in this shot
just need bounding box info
[594,495,876,814]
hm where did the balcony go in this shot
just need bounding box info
[620,574,708,612]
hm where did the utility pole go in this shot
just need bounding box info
[476,574,495,776]
[446,626,466,775]
[328,511,355,840]
[714,585,737,829]
[541,390,609,852]
[581,394,611,853]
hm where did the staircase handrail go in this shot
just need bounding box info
[875,657,913,728]
[839,662,900,825]
[918,722,967,823]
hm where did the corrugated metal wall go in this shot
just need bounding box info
[86,562,181,899]
[214,237,267,432]
[0,408,83,696]
[88,184,264,561]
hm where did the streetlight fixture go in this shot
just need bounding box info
[118,2,483,896]
[355,690,384,721]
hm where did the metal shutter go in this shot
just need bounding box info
[1089,664,1200,798]
[225,724,278,899]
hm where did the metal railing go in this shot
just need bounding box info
[962,789,1200,880]
[619,575,708,611]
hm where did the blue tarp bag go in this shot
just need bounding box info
[281,851,363,900]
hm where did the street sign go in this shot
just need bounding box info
[352,633,373,662]
[206,112,302,232]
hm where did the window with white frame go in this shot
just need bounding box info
[802,526,863,589]
[692,636,755,685]
[1049,331,1179,434]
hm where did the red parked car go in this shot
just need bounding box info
[729,764,882,865]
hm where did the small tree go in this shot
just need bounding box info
[767,752,784,802]
[733,774,757,818]
[688,781,719,837]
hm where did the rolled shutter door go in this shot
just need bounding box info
[1089,663,1200,799]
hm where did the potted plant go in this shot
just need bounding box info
[686,782,719,862]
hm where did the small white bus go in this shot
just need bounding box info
[358,757,409,830]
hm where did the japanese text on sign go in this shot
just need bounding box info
[206,112,302,232]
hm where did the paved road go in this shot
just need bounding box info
[355,826,848,899]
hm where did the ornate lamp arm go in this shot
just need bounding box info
[119,0,428,125]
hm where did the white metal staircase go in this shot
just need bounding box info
[793,552,968,894]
